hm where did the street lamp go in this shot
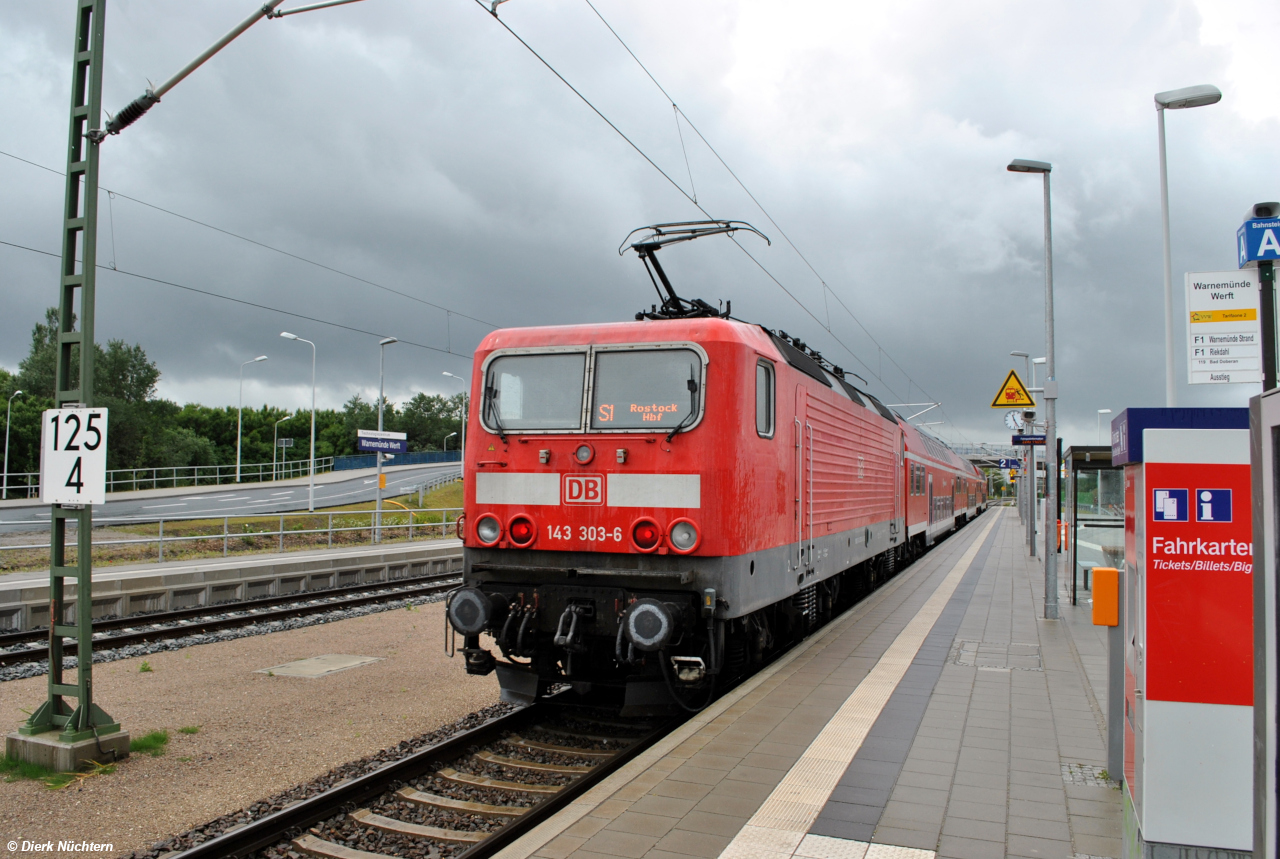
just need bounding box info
[442,371,468,467]
[273,413,291,481]
[1008,157,1060,619]
[236,355,268,483]
[1097,409,1113,445]
[4,390,22,501]
[1009,352,1033,546]
[375,336,398,544]
[1155,84,1222,407]
[280,332,317,511]
[443,431,458,452]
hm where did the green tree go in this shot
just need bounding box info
[401,393,463,452]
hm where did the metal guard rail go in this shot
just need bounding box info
[0,506,464,561]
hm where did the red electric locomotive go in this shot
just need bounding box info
[446,222,985,711]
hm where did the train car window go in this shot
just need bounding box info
[483,352,586,431]
[591,349,702,430]
[756,360,775,438]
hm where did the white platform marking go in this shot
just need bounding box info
[717,511,999,859]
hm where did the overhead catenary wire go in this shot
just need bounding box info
[0,239,469,360]
[0,149,502,332]
[486,1,971,441]
[576,2,970,441]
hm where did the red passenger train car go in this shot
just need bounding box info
[446,313,986,710]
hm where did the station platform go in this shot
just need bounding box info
[498,507,1120,859]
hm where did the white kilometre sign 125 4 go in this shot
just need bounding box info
[40,408,108,505]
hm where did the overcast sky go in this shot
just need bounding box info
[2,0,1277,447]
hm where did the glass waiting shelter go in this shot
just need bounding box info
[1062,445,1124,605]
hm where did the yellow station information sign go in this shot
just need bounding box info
[990,369,1035,408]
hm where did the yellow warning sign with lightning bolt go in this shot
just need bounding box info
[990,370,1035,408]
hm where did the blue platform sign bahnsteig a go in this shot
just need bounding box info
[1238,218,1280,267]
[357,429,407,453]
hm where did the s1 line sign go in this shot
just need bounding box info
[40,408,108,505]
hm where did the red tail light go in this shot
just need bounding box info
[508,516,536,547]
[632,519,660,551]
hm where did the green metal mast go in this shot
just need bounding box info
[21,0,120,743]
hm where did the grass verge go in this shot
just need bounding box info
[130,729,170,757]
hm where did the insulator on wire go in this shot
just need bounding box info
[105,91,160,135]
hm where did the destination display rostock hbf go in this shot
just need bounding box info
[1185,269,1262,385]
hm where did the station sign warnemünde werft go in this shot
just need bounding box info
[1185,270,1262,385]
[356,429,408,454]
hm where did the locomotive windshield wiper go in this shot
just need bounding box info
[666,365,700,443]
[483,383,507,442]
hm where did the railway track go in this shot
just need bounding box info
[171,699,675,859]
[145,514,985,859]
[0,571,461,667]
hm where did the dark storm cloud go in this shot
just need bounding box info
[1,0,1276,445]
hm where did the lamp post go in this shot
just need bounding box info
[443,432,457,452]
[1008,158,1059,619]
[374,337,398,544]
[1097,409,1113,446]
[273,413,291,481]
[4,390,22,501]
[280,333,316,512]
[442,371,468,469]
[236,355,268,483]
[1155,84,1222,407]
[1010,351,1032,541]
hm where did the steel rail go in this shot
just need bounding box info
[171,700,679,859]
[0,570,460,649]
[0,576,459,667]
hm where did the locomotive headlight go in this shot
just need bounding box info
[476,515,501,545]
[575,443,594,464]
[508,516,536,547]
[448,587,493,635]
[625,598,676,652]
[668,519,700,553]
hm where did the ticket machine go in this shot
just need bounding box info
[1111,407,1253,858]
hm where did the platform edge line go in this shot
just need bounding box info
[490,509,999,859]
[716,510,1001,858]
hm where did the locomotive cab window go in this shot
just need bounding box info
[483,352,586,431]
[591,348,703,430]
[756,359,775,438]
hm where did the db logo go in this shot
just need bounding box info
[564,474,605,505]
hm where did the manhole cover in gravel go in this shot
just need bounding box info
[257,654,382,677]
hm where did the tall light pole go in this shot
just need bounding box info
[4,390,22,501]
[1097,409,1113,445]
[442,371,468,468]
[273,413,291,481]
[443,431,457,452]
[236,355,268,482]
[1008,158,1059,619]
[375,337,398,544]
[1010,351,1032,544]
[280,333,316,512]
[1155,84,1222,407]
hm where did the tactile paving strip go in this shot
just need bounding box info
[715,512,1001,859]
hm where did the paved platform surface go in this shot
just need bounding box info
[498,507,1121,859]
